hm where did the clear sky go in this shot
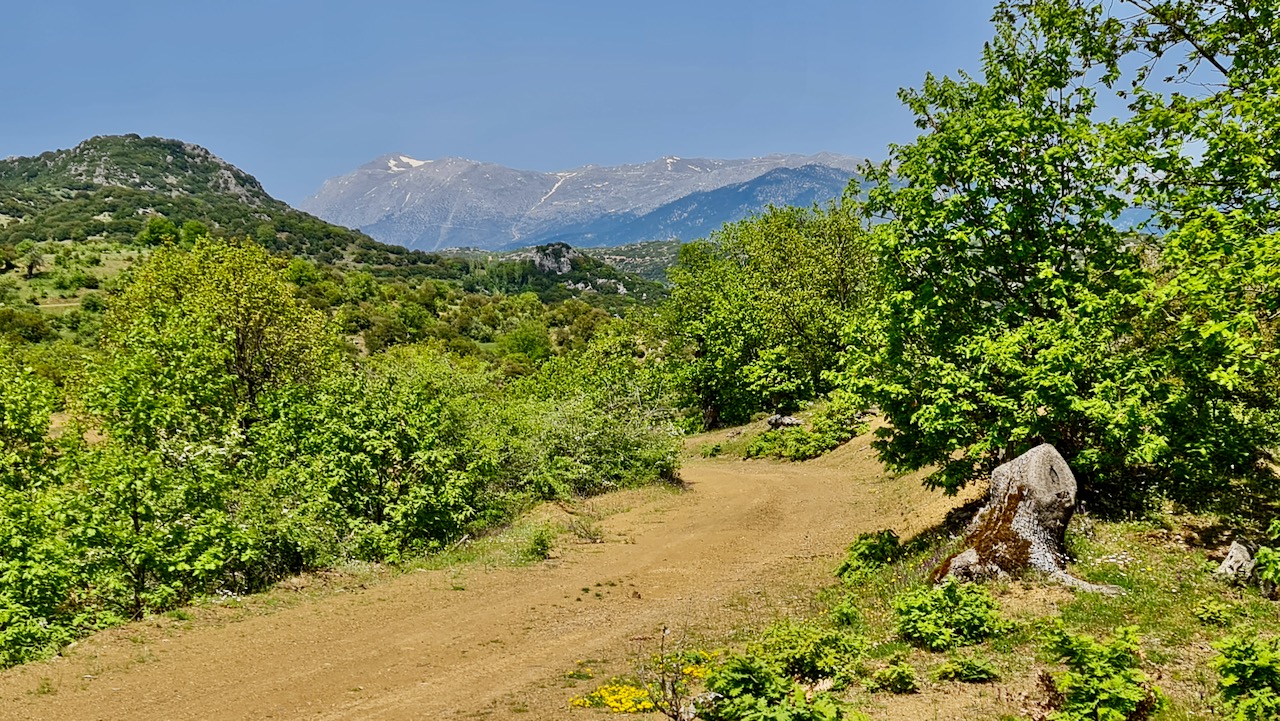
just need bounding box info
[4,1,994,204]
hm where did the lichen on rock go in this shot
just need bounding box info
[934,444,1120,595]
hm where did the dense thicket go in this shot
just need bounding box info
[0,237,678,666]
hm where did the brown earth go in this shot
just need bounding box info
[0,432,978,721]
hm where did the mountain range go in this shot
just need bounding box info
[300,153,863,251]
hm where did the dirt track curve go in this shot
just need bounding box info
[0,435,970,721]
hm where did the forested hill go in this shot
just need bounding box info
[0,134,460,273]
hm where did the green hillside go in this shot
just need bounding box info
[0,134,463,272]
[581,238,683,282]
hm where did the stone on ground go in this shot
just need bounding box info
[934,443,1120,595]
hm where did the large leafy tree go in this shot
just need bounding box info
[91,235,338,443]
[857,0,1158,499]
[75,236,341,617]
[856,0,1280,508]
[1114,0,1280,501]
[662,202,876,429]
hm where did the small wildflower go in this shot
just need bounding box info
[569,681,655,713]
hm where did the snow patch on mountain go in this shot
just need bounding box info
[302,152,864,251]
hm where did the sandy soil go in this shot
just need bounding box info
[0,433,975,721]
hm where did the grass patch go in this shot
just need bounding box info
[636,511,1280,720]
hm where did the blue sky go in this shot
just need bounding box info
[5,1,993,204]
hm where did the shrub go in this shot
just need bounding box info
[1212,633,1280,721]
[524,525,557,561]
[1044,624,1163,721]
[933,653,999,683]
[745,392,869,461]
[1250,520,1280,598]
[498,329,681,498]
[866,654,920,694]
[835,530,901,583]
[894,580,1003,651]
[829,596,862,628]
[1193,600,1234,627]
[702,655,850,721]
[744,428,831,461]
[754,619,864,684]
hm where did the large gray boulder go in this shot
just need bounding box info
[935,444,1120,594]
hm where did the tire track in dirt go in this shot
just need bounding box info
[0,437,970,721]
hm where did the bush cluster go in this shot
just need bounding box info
[865,655,919,694]
[933,654,999,684]
[1213,634,1280,721]
[0,238,680,667]
[835,529,901,584]
[701,655,852,721]
[754,620,865,685]
[745,393,869,461]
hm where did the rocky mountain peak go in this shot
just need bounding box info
[0,134,271,206]
[301,152,864,251]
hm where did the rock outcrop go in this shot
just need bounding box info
[934,444,1120,595]
[766,414,803,430]
[1214,541,1257,585]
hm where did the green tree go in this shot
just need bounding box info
[75,236,341,616]
[180,220,209,246]
[15,240,43,279]
[135,216,179,246]
[853,1,1158,499]
[95,236,338,434]
[854,0,1280,508]
[662,237,766,428]
[496,318,553,365]
[1109,0,1280,500]
[662,202,877,429]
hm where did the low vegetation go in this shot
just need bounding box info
[566,510,1279,719]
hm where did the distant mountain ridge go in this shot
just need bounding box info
[301,152,863,251]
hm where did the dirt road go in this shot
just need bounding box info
[0,435,968,720]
